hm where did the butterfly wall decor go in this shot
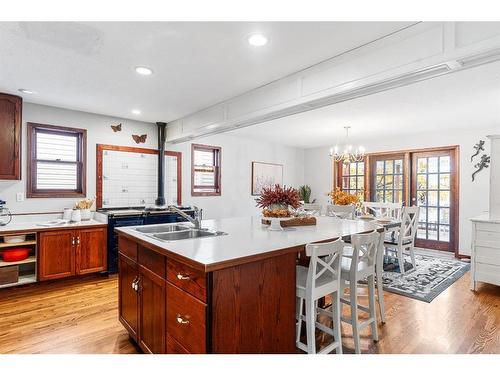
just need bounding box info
[110,123,122,132]
[132,134,147,144]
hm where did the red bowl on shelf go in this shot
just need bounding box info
[2,248,30,262]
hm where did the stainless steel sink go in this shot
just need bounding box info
[152,229,226,241]
[135,224,191,234]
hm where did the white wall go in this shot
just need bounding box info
[167,133,305,219]
[304,126,500,255]
[0,103,156,214]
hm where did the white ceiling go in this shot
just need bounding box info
[231,61,500,148]
[0,22,413,123]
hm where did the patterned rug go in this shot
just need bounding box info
[380,252,470,303]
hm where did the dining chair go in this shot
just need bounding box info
[301,203,322,216]
[362,202,402,219]
[296,238,344,354]
[339,231,380,354]
[326,204,356,219]
[384,206,420,273]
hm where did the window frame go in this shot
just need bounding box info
[27,122,87,198]
[335,160,366,200]
[191,143,221,197]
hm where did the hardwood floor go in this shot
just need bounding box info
[0,272,498,354]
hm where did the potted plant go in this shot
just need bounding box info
[298,185,316,204]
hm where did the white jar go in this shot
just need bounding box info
[63,208,73,221]
[71,209,81,222]
[81,209,92,221]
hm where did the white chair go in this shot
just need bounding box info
[296,238,344,354]
[326,204,356,219]
[384,206,420,274]
[363,202,402,219]
[340,231,380,354]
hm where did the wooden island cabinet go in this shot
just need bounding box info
[117,234,296,354]
[39,226,107,281]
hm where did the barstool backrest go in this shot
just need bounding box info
[363,202,402,219]
[349,231,380,271]
[399,206,420,247]
[305,237,344,294]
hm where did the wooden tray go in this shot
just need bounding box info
[262,216,316,227]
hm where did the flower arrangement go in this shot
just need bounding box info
[256,184,300,218]
[327,187,361,206]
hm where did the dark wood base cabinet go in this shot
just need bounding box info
[39,227,107,281]
[117,235,297,354]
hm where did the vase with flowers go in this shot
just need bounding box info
[327,187,363,216]
[256,184,300,230]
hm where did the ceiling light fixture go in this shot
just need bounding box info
[18,88,36,94]
[248,33,268,47]
[131,109,141,115]
[329,126,365,164]
[206,124,219,130]
[135,66,153,76]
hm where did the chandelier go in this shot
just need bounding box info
[329,126,365,164]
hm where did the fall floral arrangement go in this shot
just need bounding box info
[328,187,361,206]
[256,184,301,218]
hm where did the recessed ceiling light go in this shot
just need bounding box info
[18,88,36,94]
[248,33,268,47]
[131,109,141,115]
[206,124,219,130]
[135,66,153,76]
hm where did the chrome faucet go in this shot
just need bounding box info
[168,205,203,230]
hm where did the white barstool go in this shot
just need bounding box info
[384,206,420,273]
[340,231,380,354]
[296,238,344,354]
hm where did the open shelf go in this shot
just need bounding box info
[0,255,36,267]
[0,274,37,289]
[0,240,37,249]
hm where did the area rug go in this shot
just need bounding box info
[380,253,470,303]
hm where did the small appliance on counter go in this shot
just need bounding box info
[0,200,12,226]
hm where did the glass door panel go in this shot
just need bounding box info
[411,150,456,252]
[370,154,405,203]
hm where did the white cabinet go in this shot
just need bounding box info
[470,217,500,290]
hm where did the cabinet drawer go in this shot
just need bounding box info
[475,262,500,286]
[166,333,189,354]
[475,230,500,248]
[476,222,500,233]
[167,259,206,302]
[138,246,166,278]
[118,236,138,261]
[166,283,206,353]
[475,246,500,266]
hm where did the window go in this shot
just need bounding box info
[371,156,404,203]
[27,123,86,198]
[337,160,365,200]
[191,144,221,196]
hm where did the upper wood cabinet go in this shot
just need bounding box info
[0,93,22,180]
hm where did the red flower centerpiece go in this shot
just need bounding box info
[255,184,300,218]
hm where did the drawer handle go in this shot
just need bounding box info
[176,314,190,325]
[176,273,190,280]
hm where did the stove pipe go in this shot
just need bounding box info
[155,122,167,207]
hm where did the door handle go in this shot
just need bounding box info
[176,273,190,280]
[176,314,190,325]
[76,237,80,245]
[71,237,75,246]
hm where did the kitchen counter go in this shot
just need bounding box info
[0,219,107,235]
[115,215,380,271]
[115,215,384,354]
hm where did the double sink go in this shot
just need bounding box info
[135,224,227,242]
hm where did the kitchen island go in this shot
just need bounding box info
[115,216,380,354]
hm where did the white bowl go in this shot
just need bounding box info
[4,234,27,243]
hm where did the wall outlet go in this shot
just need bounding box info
[16,192,24,202]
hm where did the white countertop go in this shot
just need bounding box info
[470,213,500,223]
[116,216,381,271]
[0,219,107,234]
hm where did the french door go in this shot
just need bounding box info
[368,154,407,203]
[410,149,458,252]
